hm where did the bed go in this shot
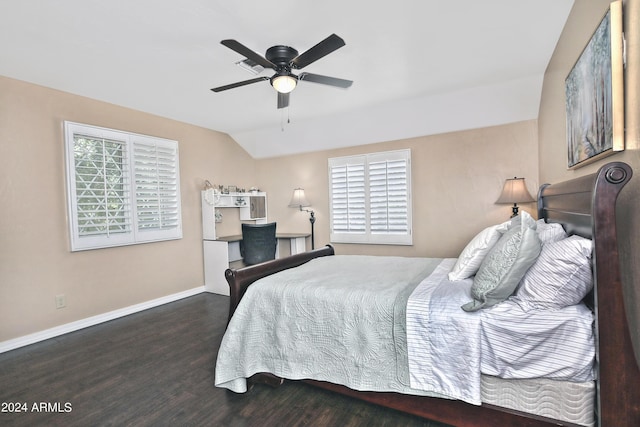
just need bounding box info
[216,161,639,427]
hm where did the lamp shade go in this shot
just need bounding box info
[495,177,535,204]
[272,74,297,94]
[288,188,311,208]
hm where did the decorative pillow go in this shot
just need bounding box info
[462,211,541,312]
[536,219,567,245]
[448,221,510,281]
[516,235,593,309]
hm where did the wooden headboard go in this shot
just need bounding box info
[538,161,639,426]
[537,161,631,238]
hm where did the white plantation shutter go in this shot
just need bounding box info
[329,149,412,245]
[330,161,366,234]
[65,122,182,251]
[369,156,409,234]
[133,138,181,240]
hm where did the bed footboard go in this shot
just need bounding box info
[224,245,335,323]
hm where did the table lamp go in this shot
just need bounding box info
[495,177,535,217]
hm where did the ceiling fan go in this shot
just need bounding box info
[211,34,353,109]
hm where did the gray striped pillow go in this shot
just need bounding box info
[516,235,593,309]
[535,219,567,245]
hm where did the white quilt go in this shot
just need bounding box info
[215,255,443,395]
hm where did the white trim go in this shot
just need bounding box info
[0,287,205,354]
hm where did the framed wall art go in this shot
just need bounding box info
[565,0,624,169]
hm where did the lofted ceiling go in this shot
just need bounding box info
[0,0,574,159]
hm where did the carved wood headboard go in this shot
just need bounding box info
[538,161,638,426]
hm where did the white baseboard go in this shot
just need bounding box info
[0,286,205,354]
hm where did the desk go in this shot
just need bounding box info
[217,232,309,261]
[203,232,310,295]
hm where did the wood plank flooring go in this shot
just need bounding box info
[0,293,450,427]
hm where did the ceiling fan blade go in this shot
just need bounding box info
[211,77,269,92]
[299,72,352,88]
[277,92,290,109]
[290,34,345,69]
[220,39,276,69]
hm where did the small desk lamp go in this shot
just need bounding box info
[496,177,535,218]
[288,188,315,249]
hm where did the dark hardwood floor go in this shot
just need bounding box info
[0,293,450,427]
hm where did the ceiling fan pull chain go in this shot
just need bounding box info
[280,105,293,131]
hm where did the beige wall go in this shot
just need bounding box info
[538,0,640,363]
[0,76,256,342]
[257,120,539,258]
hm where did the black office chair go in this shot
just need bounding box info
[240,222,277,266]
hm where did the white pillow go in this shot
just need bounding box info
[462,211,541,312]
[448,221,509,281]
[535,219,567,245]
[516,235,593,309]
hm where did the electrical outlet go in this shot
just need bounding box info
[55,294,66,309]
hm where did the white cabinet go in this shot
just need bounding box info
[203,240,230,295]
[201,191,217,240]
[201,191,268,240]
[240,195,266,221]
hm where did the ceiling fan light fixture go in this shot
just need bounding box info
[271,74,297,93]
[212,35,352,108]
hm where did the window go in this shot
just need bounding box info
[64,122,182,251]
[329,149,412,245]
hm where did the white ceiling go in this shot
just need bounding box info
[0,0,574,159]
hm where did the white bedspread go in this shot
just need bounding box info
[215,255,442,395]
[406,259,595,405]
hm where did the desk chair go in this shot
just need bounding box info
[240,222,277,266]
